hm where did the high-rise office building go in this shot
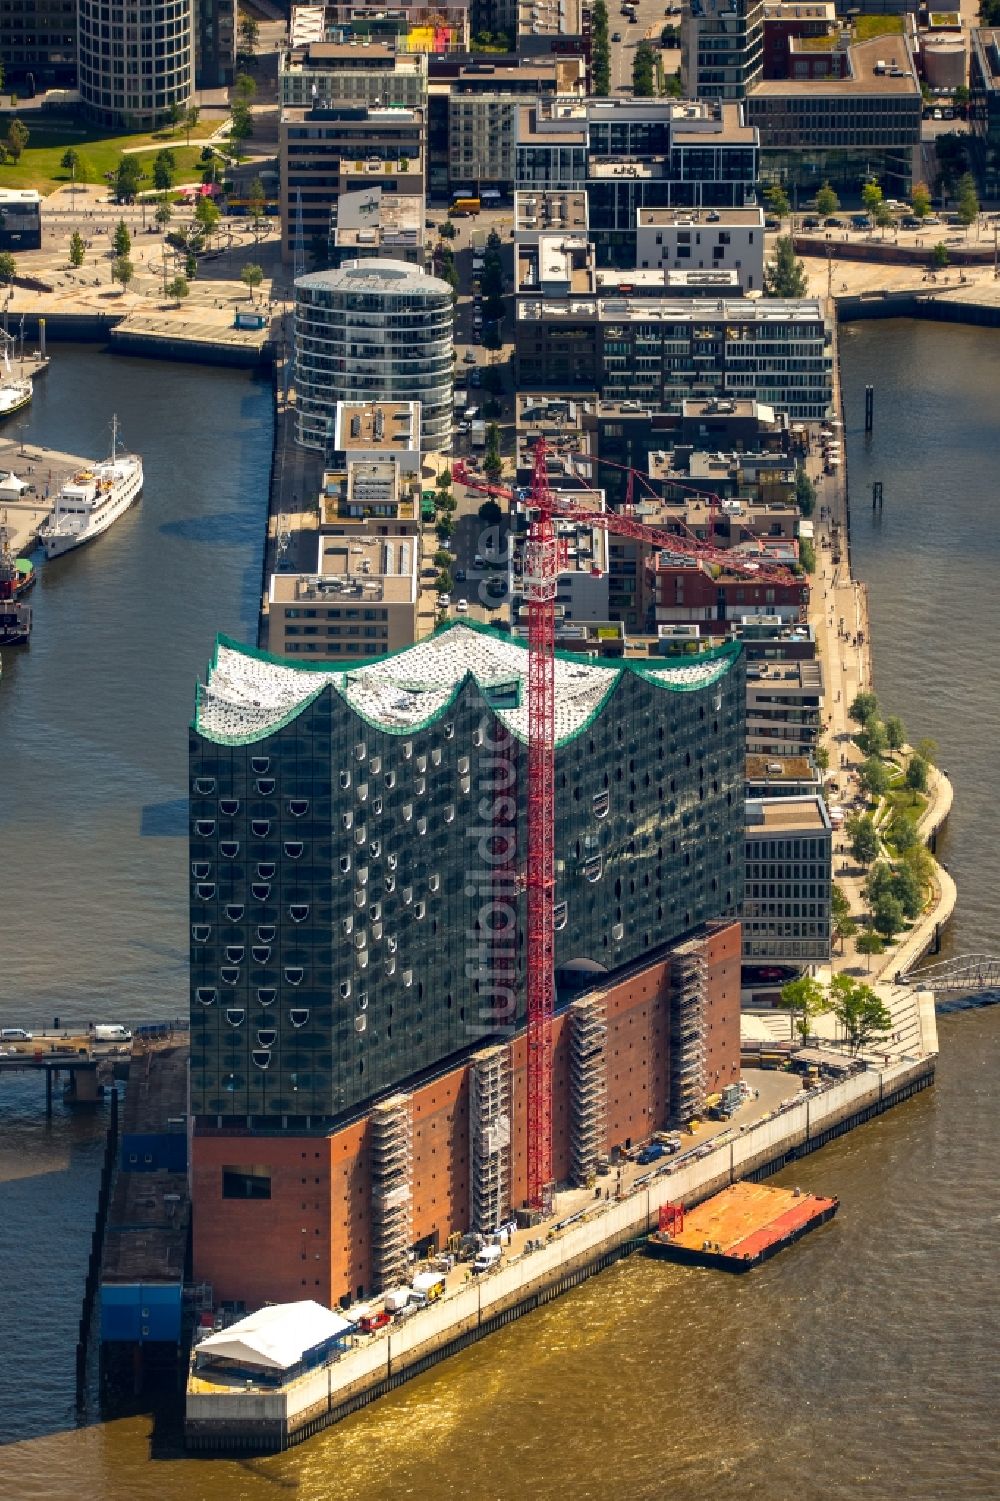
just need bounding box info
[78,0,194,127]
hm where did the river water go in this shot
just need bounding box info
[1,326,998,1500]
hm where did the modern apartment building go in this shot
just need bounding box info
[294,261,453,453]
[743,796,831,966]
[653,553,809,629]
[444,59,585,189]
[280,104,425,262]
[747,34,921,196]
[267,534,419,659]
[745,657,823,758]
[634,207,765,293]
[280,42,428,110]
[329,188,425,268]
[515,294,833,420]
[970,29,1000,198]
[681,0,765,101]
[77,0,195,127]
[195,0,235,88]
[0,0,76,85]
[515,97,759,266]
[188,624,746,1304]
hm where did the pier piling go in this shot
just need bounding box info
[864,385,874,432]
[872,481,883,510]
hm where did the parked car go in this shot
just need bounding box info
[802,215,820,229]
[470,369,481,386]
[901,216,921,229]
[454,567,466,582]
[612,29,622,39]
[824,216,843,227]
[455,598,469,613]
[764,216,781,230]
[463,350,477,363]
[358,1310,392,1334]
[438,594,451,610]
[636,1141,666,1165]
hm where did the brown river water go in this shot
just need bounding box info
[0,327,998,1500]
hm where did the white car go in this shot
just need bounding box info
[455,598,469,613]
[438,594,451,610]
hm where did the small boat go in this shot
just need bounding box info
[0,529,31,642]
[38,415,143,561]
[0,340,32,420]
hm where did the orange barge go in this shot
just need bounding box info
[646,1181,839,1273]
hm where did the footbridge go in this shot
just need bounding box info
[897,954,1000,999]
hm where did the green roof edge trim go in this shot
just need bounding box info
[192,621,743,748]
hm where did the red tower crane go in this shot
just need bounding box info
[453,440,798,1211]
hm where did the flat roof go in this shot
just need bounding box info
[296,260,447,297]
[333,188,424,245]
[638,207,764,228]
[752,34,919,95]
[334,400,420,452]
[972,28,1000,86]
[514,189,589,232]
[517,295,826,324]
[746,795,829,831]
[0,188,41,205]
[270,533,418,606]
[746,753,816,781]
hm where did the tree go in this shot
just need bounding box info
[632,40,657,97]
[113,218,132,258]
[874,202,894,235]
[854,929,885,972]
[238,13,259,57]
[815,181,839,216]
[764,236,807,297]
[185,251,198,280]
[905,753,929,799]
[436,516,454,541]
[911,181,931,219]
[484,450,503,483]
[438,219,456,241]
[858,755,891,800]
[168,100,185,132]
[857,717,887,758]
[957,171,979,229]
[155,195,173,229]
[831,883,851,923]
[798,537,816,574]
[69,231,85,268]
[248,176,266,238]
[955,83,970,111]
[778,975,828,1043]
[903,842,934,887]
[892,862,924,921]
[114,156,143,203]
[194,195,221,245]
[591,0,610,95]
[932,242,950,270]
[235,72,257,102]
[436,569,453,594]
[795,465,815,517]
[434,548,453,568]
[888,815,917,854]
[153,149,174,191]
[6,118,29,162]
[766,183,790,219]
[61,147,80,174]
[166,275,189,305]
[814,743,829,772]
[230,101,254,147]
[829,975,893,1055]
[185,105,201,146]
[834,910,856,953]
[478,499,503,525]
[848,691,879,727]
[111,255,135,291]
[0,251,17,285]
[884,714,906,753]
[914,737,937,766]
[847,814,879,868]
[241,262,264,301]
[872,892,904,941]
[861,178,883,217]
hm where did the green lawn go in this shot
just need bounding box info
[0,122,216,195]
[853,14,904,41]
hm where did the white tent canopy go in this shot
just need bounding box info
[0,472,28,496]
[197,1300,353,1372]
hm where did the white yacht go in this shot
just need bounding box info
[0,344,31,420]
[39,417,143,560]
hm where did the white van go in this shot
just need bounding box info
[93,1024,132,1042]
[0,1028,33,1041]
[472,1244,502,1275]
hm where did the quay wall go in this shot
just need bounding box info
[185,1054,935,1454]
[836,290,1000,327]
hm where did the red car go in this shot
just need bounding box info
[358,1310,392,1335]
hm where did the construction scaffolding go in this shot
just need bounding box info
[569,996,608,1186]
[469,1046,511,1233]
[369,1093,412,1292]
[670,942,708,1124]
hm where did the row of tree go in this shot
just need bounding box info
[779,973,894,1055]
[591,0,611,96]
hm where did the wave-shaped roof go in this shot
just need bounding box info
[193,623,741,747]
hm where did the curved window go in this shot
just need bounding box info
[192,924,210,943]
[252,945,271,964]
[290,904,309,923]
[251,1049,271,1069]
[193,777,216,796]
[219,799,240,817]
[195,986,216,1006]
[251,820,270,838]
[257,987,277,1006]
[221,966,240,985]
[225,904,244,922]
[257,1029,276,1048]
[195,820,216,838]
[256,778,276,795]
[225,1008,245,1026]
[257,863,276,880]
[340,979,352,998]
[257,924,276,943]
[284,965,304,986]
[290,1009,309,1028]
[191,861,211,880]
[251,882,271,901]
[220,841,239,859]
[251,756,270,774]
[342,812,354,831]
[226,945,245,964]
[340,770,351,790]
[288,799,309,818]
[584,855,603,883]
[195,882,216,901]
[284,841,304,860]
